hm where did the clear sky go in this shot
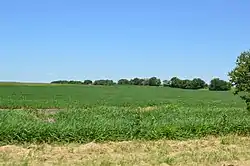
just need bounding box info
[0,0,249,83]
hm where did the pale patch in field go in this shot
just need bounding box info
[1,135,250,166]
[0,108,63,113]
[138,106,158,111]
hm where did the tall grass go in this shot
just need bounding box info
[0,84,248,144]
[0,105,249,144]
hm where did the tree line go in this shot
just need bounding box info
[51,49,250,111]
[51,77,231,91]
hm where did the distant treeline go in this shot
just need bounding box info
[51,77,231,91]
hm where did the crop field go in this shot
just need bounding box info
[0,83,250,165]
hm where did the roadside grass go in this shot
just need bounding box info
[0,135,249,166]
[0,106,249,144]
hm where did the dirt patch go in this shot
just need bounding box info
[1,135,249,166]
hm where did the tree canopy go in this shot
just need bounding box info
[118,79,130,85]
[228,50,250,111]
[208,78,231,91]
[164,77,207,90]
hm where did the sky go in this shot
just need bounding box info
[0,0,249,83]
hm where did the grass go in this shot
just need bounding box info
[1,135,250,166]
[0,83,249,164]
[0,84,244,109]
[0,83,249,144]
[0,106,250,144]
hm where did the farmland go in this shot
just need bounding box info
[0,83,250,165]
[0,83,243,109]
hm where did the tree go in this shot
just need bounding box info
[118,79,130,85]
[163,77,206,89]
[83,80,93,85]
[51,80,84,84]
[130,78,144,85]
[93,79,115,86]
[163,80,171,87]
[148,77,161,86]
[182,79,192,89]
[228,50,250,111]
[142,78,149,86]
[191,78,206,89]
[209,78,231,91]
[169,77,182,88]
[69,80,83,84]
[51,80,69,84]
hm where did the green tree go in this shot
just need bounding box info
[130,78,144,85]
[148,77,161,86]
[169,77,182,88]
[163,80,170,87]
[51,80,84,84]
[228,50,250,111]
[93,79,115,86]
[83,80,93,85]
[182,79,192,89]
[142,78,149,86]
[191,78,206,89]
[209,78,231,91]
[118,79,130,85]
[51,80,69,84]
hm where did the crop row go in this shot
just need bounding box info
[0,106,249,144]
[0,85,244,109]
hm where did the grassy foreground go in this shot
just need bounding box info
[0,84,250,165]
[0,105,250,144]
[1,135,250,166]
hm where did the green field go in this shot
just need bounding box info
[0,84,243,109]
[0,84,249,144]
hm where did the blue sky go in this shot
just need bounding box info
[0,0,249,83]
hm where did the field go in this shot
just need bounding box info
[0,83,250,165]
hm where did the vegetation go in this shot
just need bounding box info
[83,80,93,85]
[0,84,248,144]
[51,80,84,85]
[1,135,249,166]
[0,85,243,109]
[50,77,232,92]
[0,101,249,144]
[117,79,130,85]
[209,78,231,91]
[0,50,249,146]
[93,79,116,86]
[229,50,250,111]
[163,77,207,90]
